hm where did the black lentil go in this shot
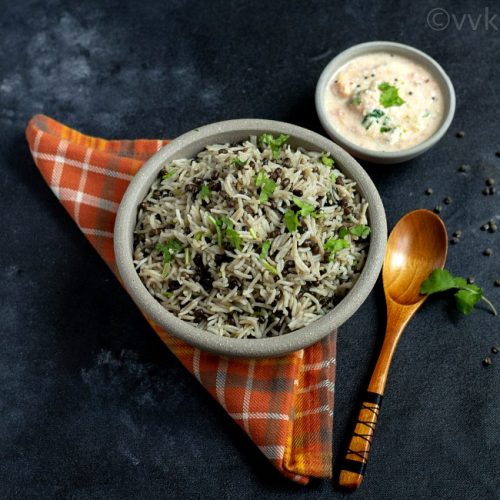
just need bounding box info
[244,206,254,215]
[336,177,344,186]
[211,171,220,180]
[450,237,459,245]
[194,308,207,321]
[218,148,228,154]
[491,347,499,354]
[482,357,492,367]
[496,151,500,158]
[311,243,320,255]
[185,183,198,193]
[488,224,497,233]
[483,248,493,256]
[168,280,181,291]
[495,279,500,287]
[467,276,475,284]
[456,131,465,138]
[481,223,489,231]
[281,178,290,188]
[453,230,462,238]
[228,276,240,289]
[488,186,496,195]
[293,189,303,197]
[482,188,490,196]
[443,196,452,205]
[434,205,442,214]
[458,164,471,172]
[486,178,496,186]
[425,188,433,195]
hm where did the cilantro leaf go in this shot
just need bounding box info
[231,157,247,167]
[199,183,212,200]
[324,238,350,253]
[350,225,371,238]
[378,82,405,108]
[352,93,362,106]
[292,196,316,217]
[361,109,385,130]
[324,238,350,260]
[420,268,497,316]
[260,240,271,260]
[208,215,224,249]
[259,133,290,159]
[261,261,278,275]
[338,227,349,239]
[226,227,241,250]
[420,269,456,295]
[284,210,299,232]
[162,169,175,180]
[208,216,241,250]
[258,240,277,274]
[155,239,184,264]
[454,288,482,315]
[255,171,276,203]
[320,155,334,167]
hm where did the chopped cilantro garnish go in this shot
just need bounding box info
[163,291,173,298]
[362,109,385,130]
[255,171,277,203]
[225,227,241,251]
[155,239,184,264]
[231,157,247,167]
[350,225,371,238]
[338,227,349,238]
[260,240,271,260]
[259,133,290,159]
[330,173,338,183]
[162,170,175,180]
[324,238,349,261]
[208,215,241,250]
[320,155,334,167]
[261,261,278,275]
[199,183,212,200]
[378,82,405,108]
[284,197,319,232]
[380,126,393,133]
[284,209,299,232]
[292,197,316,217]
[352,93,362,106]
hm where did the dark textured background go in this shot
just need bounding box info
[1,1,499,498]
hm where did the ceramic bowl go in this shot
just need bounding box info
[315,41,456,164]
[114,119,387,357]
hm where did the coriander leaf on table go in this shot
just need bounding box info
[420,268,497,316]
[420,268,456,294]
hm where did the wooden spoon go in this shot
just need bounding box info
[338,209,448,490]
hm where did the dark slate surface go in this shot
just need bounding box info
[1,1,499,498]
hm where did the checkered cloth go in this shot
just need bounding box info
[26,115,336,484]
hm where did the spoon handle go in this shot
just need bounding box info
[338,307,408,490]
[338,391,383,490]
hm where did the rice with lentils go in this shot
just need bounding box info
[133,134,370,339]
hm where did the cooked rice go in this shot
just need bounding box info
[133,135,370,339]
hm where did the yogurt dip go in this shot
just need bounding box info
[324,52,444,152]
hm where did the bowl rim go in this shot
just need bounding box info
[114,119,387,357]
[315,41,456,163]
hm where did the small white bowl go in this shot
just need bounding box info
[315,41,456,164]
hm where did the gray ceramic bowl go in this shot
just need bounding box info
[114,119,387,357]
[315,41,456,164]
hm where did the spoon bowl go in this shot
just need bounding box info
[339,209,448,490]
[383,210,448,306]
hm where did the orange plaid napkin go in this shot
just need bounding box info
[26,114,336,484]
